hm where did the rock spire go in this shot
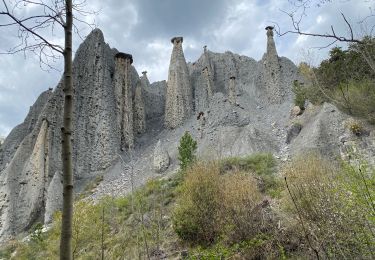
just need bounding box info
[202,66,213,99]
[114,52,134,149]
[262,26,283,103]
[133,81,146,134]
[165,36,192,129]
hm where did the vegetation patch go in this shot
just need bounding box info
[2,152,373,259]
[283,154,375,259]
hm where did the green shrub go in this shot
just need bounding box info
[178,131,197,171]
[173,162,222,244]
[333,80,375,124]
[345,119,365,136]
[12,176,179,260]
[292,80,306,109]
[283,154,375,259]
[173,161,269,245]
[220,153,280,197]
[219,153,276,175]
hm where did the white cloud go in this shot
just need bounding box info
[316,15,325,24]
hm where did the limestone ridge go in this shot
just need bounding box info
[165,37,192,128]
[260,26,284,103]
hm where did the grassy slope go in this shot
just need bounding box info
[1,153,374,259]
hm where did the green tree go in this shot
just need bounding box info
[178,131,197,171]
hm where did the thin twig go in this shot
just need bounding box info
[284,177,320,260]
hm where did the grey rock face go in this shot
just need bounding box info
[228,76,237,105]
[286,123,302,144]
[0,89,52,173]
[165,37,192,128]
[0,29,141,240]
[153,140,170,173]
[143,80,166,120]
[114,53,135,149]
[44,171,63,224]
[133,81,146,134]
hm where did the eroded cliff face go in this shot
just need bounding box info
[0,29,150,240]
[0,28,299,240]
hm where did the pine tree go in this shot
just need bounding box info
[178,131,197,171]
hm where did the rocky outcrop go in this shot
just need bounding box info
[153,140,170,173]
[165,37,192,128]
[0,29,143,240]
[143,80,166,120]
[44,171,62,224]
[0,89,52,173]
[258,26,284,104]
[290,106,302,118]
[286,123,302,144]
[0,119,49,240]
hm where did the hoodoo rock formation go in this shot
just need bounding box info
[165,37,192,128]
[0,27,374,242]
[260,26,284,103]
[114,53,135,150]
[133,81,146,134]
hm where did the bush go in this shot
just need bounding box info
[283,154,375,259]
[221,173,266,242]
[333,80,375,124]
[219,153,280,197]
[178,131,197,171]
[345,119,365,136]
[173,162,222,244]
[292,80,306,109]
[173,161,269,245]
[219,153,276,175]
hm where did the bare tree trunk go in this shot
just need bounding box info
[60,0,73,259]
[101,206,105,260]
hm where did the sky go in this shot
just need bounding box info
[0,0,373,137]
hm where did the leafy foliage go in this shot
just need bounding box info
[178,131,197,170]
[292,80,306,109]
[298,37,375,123]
